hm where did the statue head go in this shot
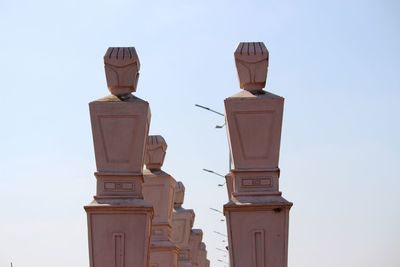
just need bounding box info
[174,181,185,208]
[144,135,167,170]
[104,47,140,98]
[234,42,269,92]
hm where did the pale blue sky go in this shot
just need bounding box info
[0,0,399,266]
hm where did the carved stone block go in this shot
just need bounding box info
[197,243,208,267]
[188,229,203,266]
[85,202,153,267]
[95,172,143,199]
[225,201,292,267]
[171,181,196,266]
[89,95,151,174]
[174,181,185,208]
[143,170,176,228]
[230,170,280,198]
[225,90,284,171]
[234,42,268,91]
[145,135,167,170]
[171,208,195,248]
[104,47,140,96]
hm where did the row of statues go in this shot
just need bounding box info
[85,47,209,267]
[84,42,292,267]
[143,135,210,267]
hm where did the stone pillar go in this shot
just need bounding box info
[196,243,208,267]
[84,47,153,267]
[171,182,195,267]
[224,42,293,267]
[188,230,203,267]
[142,135,179,267]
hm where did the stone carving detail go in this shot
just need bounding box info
[171,182,195,246]
[188,229,203,266]
[171,218,185,244]
[98,115,138,164]
[104,182,135,192]
[145,135,167,170]
[142,135,179,267]
[144,184,164,219]
[252,230,265,267]
[241,177,272,188]
[173,182,185,208]
[225,97,284,171]
[171,180,207,266]
[234,42,269,91]
[90,99,151,174]
[113,232,125,267]
[104,47,140,97]
[234,110,275,160]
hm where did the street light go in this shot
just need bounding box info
[203,169,227,188]
[217,259,229,264]
[214,231,227,237]
[194,104,225,128]
[216,248,228,253]
[195,104,231,170]
[209,207,223,214]
[195,104,224,117]
[203,168,225,178]
[209,207,225,221]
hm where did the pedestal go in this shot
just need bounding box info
[224,196,292,267]
[172,207,195,267]
[197,243,208,267]
[143,170,179,267]
[171,181,195,267]
[223,42,293,267]
[85,200,153,267]
[188,230,203,266]
[85,47,153,267]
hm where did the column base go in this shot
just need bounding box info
[84,199,153,267]
[224,196,292,267]
[149,241,179,267]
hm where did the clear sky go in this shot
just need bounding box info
[0,0,399,266]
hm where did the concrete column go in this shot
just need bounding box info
[188,229,203,266]
[196,243,208,267]
[224,42,293,267]
[84,47,153,267]
[171,182,195,267]
[142,135,179,267]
